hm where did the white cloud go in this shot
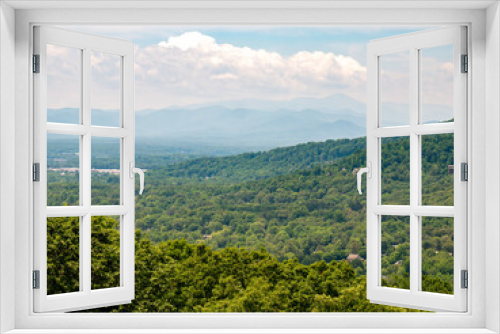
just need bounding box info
[46,31,453,111]
[131,32,367,108]
[158,31,215,51]
[90,52,121,110]
[421,58,454,107]
[211,73,238,80]
[47,45,81,109]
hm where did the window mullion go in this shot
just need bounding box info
[409,47,420,294]
[122,52,135,293]
[81,47,92,294]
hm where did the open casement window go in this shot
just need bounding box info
[33,26,140,312]
[364,26,467,312]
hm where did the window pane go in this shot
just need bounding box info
[91,52,121,127]
[92,216,121,290]
[421,45,454,124]
[47,216,80,295]
[422,217,454,294]
[380,51,410,127]
[381,215,410,289]
[381,137,410,205]
[46,44,81,124]
[422,133,454,206]
[47,133,80,206]
[91,137,121,205]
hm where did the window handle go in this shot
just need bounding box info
[356,162,371,195]
[129,162,145,195]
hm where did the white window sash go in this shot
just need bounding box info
[366,26,468,312]
[33,26,135,313]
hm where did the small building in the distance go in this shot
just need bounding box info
[346,253,365,262]
[448,165,454,175]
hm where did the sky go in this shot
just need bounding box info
[47,26,453,111]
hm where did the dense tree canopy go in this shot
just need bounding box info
[46,133,455,312]
[48,217,427,312]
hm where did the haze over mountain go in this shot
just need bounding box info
[48,93,452,149]
[176,93,366,114]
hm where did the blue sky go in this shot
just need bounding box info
[152,26,434,60]
[73,26,434,53]
[49,25,452,110]
[73,25,438,63]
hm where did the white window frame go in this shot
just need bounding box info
[365,26,468,312]
[32,26,136,313]
[1,2,499,333]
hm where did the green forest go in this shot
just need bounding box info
[46,133,455,312]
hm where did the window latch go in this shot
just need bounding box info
[356,162,371,195]
[129,162,145,195]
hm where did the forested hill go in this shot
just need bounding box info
[154,137,367,183]
[49,134,455,292]
[50,217,422,312]
[132,133,453,267]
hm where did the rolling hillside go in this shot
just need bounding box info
[155,137,367,183]
[48,134,454,293]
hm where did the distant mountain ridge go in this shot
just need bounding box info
[176,93,366,114]
[48,93,452,148]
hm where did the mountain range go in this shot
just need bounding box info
[48,93,452,148]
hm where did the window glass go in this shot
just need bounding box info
[91,52,121,127]
[47,217,80,295]
[47,133,80,206]
[381,216,410,289]
[380,51,410,127]
[421,45,454,124]
[91,137,121,206]
[92,216,121,290]
[381,137,410,205]
[422,134,454,206]
[421,217,454,294]
[46,44,81,124]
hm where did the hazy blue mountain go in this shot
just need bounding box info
[47,108,121,127]
[47,108,80,124]
[134,107,365,147]
[47,94,452,148]
[176,93,367,114]
[381,102,454,127]
[47,94,368,148]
